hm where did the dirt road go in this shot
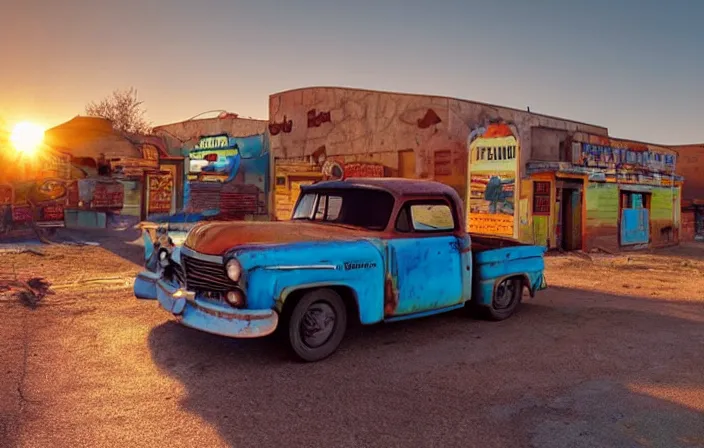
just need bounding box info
[1,241,703,448]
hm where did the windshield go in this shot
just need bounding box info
[292,188,395,231]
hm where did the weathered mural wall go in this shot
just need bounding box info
[268,87,682,250]
[269,87,606,229]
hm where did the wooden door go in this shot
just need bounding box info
[398,150,416,178]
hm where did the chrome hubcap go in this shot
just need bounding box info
[494,280,516,309]
[300,302,336,348]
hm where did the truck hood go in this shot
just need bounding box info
[183,220,370,255]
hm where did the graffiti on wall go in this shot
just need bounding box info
[467,122,519,236]
[268,117,293,136]
[417,109,442,129]
[181,134,269,219]
[307,109,331,128]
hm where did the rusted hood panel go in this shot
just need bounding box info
[183,221,369,255]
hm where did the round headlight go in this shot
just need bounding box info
[226,259,242,281]
[158,248,169,261]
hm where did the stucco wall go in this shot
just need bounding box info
[672,144,704,203]
[268,87,607,182]
[531,127,570,161]
[154,116,267,156]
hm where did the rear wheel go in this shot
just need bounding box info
[287,288,347,362]
[486,277,523,321]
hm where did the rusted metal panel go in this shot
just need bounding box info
[384,236,465,316]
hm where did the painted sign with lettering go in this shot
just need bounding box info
[42,204,65,221]
[196,135,230,150]
[148,172,173,214]
[466,122,519,237]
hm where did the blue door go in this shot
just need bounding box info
[386,235,464,317]
[621,208,649,245]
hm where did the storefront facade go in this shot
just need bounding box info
[526,134,682,252]
[268,86,606,226]
[152,115,269,222]
[44,116,175,227]
[268,86,683,251]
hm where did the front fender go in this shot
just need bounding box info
[235,240,386,325]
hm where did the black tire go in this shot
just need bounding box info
[287,288,347,362]
[485,277,523,321]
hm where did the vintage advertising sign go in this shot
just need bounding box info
[147,172,173,214]
[467,123,519,237]
[196,135,231,151]
[12,206,33,223]
[321,160,385,180]
[91,181,125,209]
[42,204,65,221]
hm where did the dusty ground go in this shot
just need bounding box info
[0,235,703,448]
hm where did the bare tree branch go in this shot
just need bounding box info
[85,88,152,134]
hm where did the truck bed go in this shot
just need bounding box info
[469,232,528,253]
[469,232,547,305]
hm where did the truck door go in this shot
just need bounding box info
[385,199,465,317]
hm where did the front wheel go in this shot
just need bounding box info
[485,277,523,321]
[287,288,347,362]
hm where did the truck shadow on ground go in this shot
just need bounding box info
[147,288,704,447]
[56,226,145,266]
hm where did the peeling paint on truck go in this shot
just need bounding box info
[134,178,548,361]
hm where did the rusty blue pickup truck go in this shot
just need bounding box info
[134,178,547,362]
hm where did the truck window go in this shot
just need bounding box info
[396,201,456,232]
[314,194,343,220]
[293,189,394,230]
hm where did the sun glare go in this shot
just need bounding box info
[10,121,45,154]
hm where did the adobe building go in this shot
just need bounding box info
[268,86,683,252]
[44,116,169,225]
[152,112,269,222]
[528,136,681,251]
[671,144,704,240]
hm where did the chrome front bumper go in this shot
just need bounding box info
[133,271,278,338]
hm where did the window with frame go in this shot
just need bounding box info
[292,189,394,230]
[396,201,456,232]
[533,181,551,216]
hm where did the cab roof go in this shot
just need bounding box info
[302,177,461,198]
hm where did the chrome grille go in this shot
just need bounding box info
[172,264,186,286]
[182,254,238,292]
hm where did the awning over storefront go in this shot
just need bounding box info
[526,161,684,187]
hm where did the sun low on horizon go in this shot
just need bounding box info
[9,121,46,155]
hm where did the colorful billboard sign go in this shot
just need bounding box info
[467,122,519,237]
